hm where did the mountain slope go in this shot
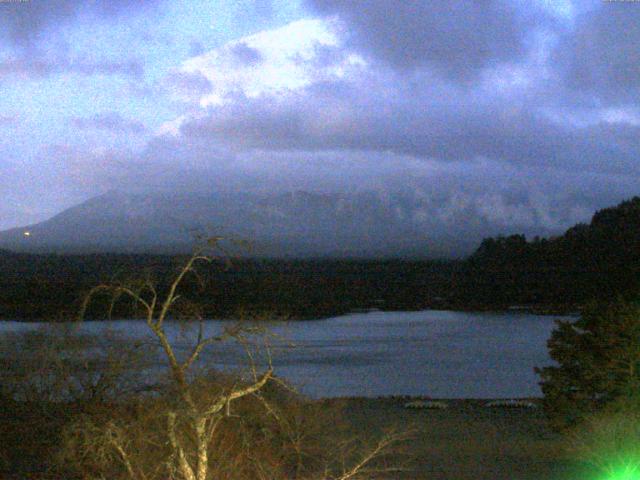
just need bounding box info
[0,189,562,257]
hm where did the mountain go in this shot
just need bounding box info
[0,189,562,258]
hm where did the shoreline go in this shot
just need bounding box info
[0,304,580,322]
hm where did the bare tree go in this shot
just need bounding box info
[75,239,411,480]
[79,240,275,480]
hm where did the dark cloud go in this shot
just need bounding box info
[229,42,263,65]
[164,71,213,102]
[305,0,547,80]
[0,55,144,80]
[554,2,640,105]
[179,75,640,177]
[31,137,638,254]
[150,3,640,251]
[71,112,147,134]
[0,0,162,48]
[6,122,638,249]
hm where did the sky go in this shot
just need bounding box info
[1,0,639,237]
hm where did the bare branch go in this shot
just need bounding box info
[333,430,414,480]
[205,368,273,417]
[167,411,196,480]
[105,422,141,480]
[156,253,211,329]
[181,333,229,372]
[79,284,154,322]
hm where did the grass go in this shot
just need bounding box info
[325,397,596,480]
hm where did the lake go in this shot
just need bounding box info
[0,310,571,398]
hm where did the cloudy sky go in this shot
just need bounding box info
[1,0,639,237]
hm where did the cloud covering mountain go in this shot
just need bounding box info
[1,0,639,253]
[0,176,614,257]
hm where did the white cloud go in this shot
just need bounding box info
[174,17,366,108]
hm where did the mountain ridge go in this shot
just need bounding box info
[0,189,577,258]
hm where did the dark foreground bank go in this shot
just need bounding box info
[1,396,594,480]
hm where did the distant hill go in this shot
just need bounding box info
[0,189,561,258]
[454,196,640,308]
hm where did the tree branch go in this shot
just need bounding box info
[205,368,273,417]
[168,411,196,480]
[157,254,211,329]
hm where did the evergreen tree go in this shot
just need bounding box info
[536,297,640,430]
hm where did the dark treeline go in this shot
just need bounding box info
[1,196,639,320]
[0,252,458,320]
[451,196,640,310]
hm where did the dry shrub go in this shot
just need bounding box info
[0,325,153,404]
[56,376,353,480]
[0,326,153,477]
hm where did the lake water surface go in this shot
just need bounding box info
[0,310,571,398]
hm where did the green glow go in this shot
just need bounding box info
[607,463,640,480]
